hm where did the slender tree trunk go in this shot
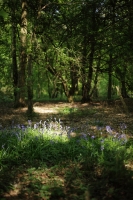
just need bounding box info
[11,7,18,107]
[107,54,112,100]
[81,5,96,103]
[90,55,101,98]
[17,0,27,107]
[121,79,129,98]
[27,54,33,116]
[107,1,116,101]
[128,0,133,51]
[81,35,88,102]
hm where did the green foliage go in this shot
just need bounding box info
[1,0,133,104]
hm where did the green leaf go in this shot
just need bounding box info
[0,10,8,19]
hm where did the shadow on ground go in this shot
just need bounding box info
[0,137,133,200]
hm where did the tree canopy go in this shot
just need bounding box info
[0,0,133,113]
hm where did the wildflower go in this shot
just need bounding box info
[118,133,128,144]
[34,124,37,129]
[91,135,95,139]
[120,123,127,132]
[101,145,104,151]
[114,132,119,138]
[21,125,26,131]
[106,126,112,134]
[28,120,32,127]
[97,126,103,131]
[81,133,87,140]
[43,121,47,129]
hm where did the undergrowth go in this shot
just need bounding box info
[0,118,133,200]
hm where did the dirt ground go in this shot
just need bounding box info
[0,101,133,135]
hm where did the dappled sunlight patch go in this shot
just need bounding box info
[2,166,65,200]
[125,162,133,171]
[34,106,58,114]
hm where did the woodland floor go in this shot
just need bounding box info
[0,100,133,200]
[1,100,133,134]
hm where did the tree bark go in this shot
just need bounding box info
[27,54,33,116]
[11,7,18,107]
[17,0,27,107]
[107,54,112,100]
[81,4,96,103]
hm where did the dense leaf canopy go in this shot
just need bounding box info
[0,0,133,110]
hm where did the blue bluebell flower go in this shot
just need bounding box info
[106,126,112,134]
[91,135,95,139]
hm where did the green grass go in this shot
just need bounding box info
[0,119,133,199]
[58,106,97,118]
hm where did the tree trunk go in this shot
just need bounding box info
[121,80,129,98]
[107,54,112,100]
[62,80,74,103]
[17,0,27,107]
[68,63,78,102]
[81,4,96,103]
[11,7,18,108]
[90,55,101,98]
[27,54,33,116]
